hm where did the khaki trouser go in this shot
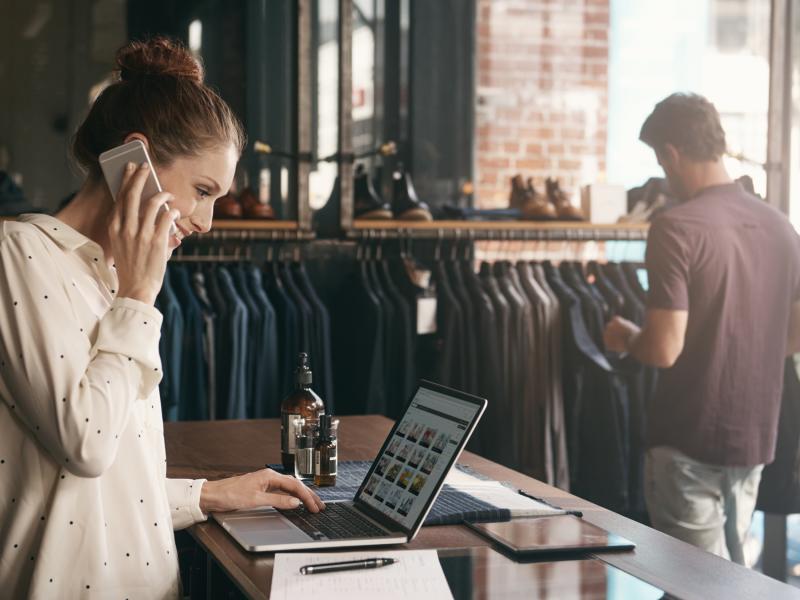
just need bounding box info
[644,445,764,565]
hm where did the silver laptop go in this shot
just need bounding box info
[213,380,487,552]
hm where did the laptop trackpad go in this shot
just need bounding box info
[228,514,310,545]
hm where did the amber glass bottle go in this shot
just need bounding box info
[314,414,337,486]
[281,353,325,472]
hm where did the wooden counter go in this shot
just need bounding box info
[165,416,799,600]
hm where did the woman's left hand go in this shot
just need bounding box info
[199,469,325,513]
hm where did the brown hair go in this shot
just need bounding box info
[639,92,726,162]
[72,37,246,178]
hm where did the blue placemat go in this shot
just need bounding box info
[269,460,511,525]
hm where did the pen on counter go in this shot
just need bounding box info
[299,557,398,575]
[517,489,583,518]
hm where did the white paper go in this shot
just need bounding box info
[270,549,453,600]
[444,468,566,517]
[416,297,438,334]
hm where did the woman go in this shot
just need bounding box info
[0,38,323,598]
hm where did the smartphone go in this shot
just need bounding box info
[98,139,177,236]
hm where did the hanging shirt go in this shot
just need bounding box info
[0,214,207,599]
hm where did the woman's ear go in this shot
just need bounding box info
[123,132,150,152]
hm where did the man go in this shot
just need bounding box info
[604,92,800,564]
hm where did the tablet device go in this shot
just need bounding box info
[466,515,635,557]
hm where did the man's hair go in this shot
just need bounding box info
[639,93,726,161]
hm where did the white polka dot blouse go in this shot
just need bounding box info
[0,214,207,598]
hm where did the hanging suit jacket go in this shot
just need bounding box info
[169,265,208,421]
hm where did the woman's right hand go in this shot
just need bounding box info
[110,161,179,305]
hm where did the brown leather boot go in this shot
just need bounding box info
[509,175,528,210]
[240,187,276,219]
[521,178,558,220]
[546,178,585,221]
[214,191,243,218]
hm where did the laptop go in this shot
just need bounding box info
[213,380,487,552]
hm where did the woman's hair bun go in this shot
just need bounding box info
[116,37,203,84]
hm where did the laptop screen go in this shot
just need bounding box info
[354,382,485,534]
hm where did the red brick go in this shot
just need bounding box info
[514,158,550,170]
[525,143,543,154]
[476,0,609,203]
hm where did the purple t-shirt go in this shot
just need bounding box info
[646,182,800,466]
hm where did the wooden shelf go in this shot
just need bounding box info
[352,220,648,231]
[347,220,649,241]
[210,219,300,230]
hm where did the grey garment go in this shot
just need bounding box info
[192,270,217,420]
[644,445,764,565]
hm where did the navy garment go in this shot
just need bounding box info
[378,259,416,416]
[263,262,299,398]
[369,259,397,413]
[603,261,654,520]
[543,262,629,514]
[434,261,466,390]
[247,265,280,418]
[390,258,437,385]
[479,263,511,446]
[155,270,183,422]
[191,269,218,420]
[170,264,209,421]
[331,260,385,415]
[293,262,335,412]
[216,266,249,420]
[231,264,262,417]
[461,260,501,454]
[280,262,313,357]
[447,260,478,396]
[204,265,230,419]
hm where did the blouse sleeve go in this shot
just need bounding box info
[165,477,208,530]
[0,231,163,477]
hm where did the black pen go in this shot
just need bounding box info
[299,557,398,575]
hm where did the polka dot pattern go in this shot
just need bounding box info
[0,215,191,595]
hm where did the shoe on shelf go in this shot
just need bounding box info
[392,163,433,221]
[239,187,275,219]
[546,177,585,221]
[354,164,393,219]
[214,191,243,218]
[521,177,558,220]
[509,174,529,210]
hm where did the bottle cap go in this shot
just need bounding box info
[319,414,332,442]
[295,352,312,386]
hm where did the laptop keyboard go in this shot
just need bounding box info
[278,502,392,540]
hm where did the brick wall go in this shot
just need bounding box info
[475,0,610,208]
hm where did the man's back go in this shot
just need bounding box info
[646,182,800,466]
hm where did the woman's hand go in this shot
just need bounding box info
[110,161,179,306]
[199,469,326,513]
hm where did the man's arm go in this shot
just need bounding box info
[604,309,688,368]
[787,300,800,356]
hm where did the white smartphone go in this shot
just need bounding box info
[98,139,177,236]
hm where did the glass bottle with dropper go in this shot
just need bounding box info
[281,353,325,472]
